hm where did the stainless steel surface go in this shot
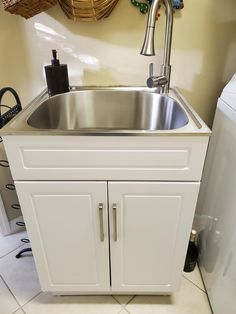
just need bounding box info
[141,26,155,56]
[0,86,211,136]
[27,90,189,131]
[99,203,104,242]
[141,0,173,93]
[147,76,168,88]
[149,63,154,78]
[112,203,117,242]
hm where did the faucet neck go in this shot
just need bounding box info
[146,0,162,28]
[162,0,174,67]
[141,0,174,94]
[161,0,173,93]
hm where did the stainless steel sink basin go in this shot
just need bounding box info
[27,90,189,131]
[1,87,210,136]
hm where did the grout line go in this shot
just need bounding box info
[197,265,214,314]
[111,295,124,307]
[183,275,206,293]
[197,264,208,293]
[0,274,23,312]
[12,307,26,314]
[0,249,41,312]
[20,291,42,309]
[112,295,136,309]
[118,308,130,314]
[125,295,136,307]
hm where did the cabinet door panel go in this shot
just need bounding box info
[109,182,200,293]
[15,181,110,292]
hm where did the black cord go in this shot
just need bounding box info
[0,87,22,113]
[0,104,11,110]
[0,87,22,129]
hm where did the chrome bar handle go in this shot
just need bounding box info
[99,203,104,242]
[112,203,117,242]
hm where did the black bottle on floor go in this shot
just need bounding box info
[184,230,199,272]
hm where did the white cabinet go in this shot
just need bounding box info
[15,181,110,293]
[15,180,199,294]
[109,182,199,293]
[3,134,208,294]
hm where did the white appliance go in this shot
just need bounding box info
[197,74,236,314]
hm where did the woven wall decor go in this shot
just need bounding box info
[58,0,120,22]
[131,0,184,15]
[2,0,57,19]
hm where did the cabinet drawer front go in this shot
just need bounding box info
[3,136,208,181]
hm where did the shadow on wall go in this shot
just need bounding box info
[172,0,236,126]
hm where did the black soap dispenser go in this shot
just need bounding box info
[44,50,70,97]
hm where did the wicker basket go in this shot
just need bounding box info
[58,0,119,21]
[2,0,57,19]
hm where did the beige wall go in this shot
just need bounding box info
[1,0,236,221]
[1,1,236,126]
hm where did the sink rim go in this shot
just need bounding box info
[0,86,211,136]
[26,89,190,132]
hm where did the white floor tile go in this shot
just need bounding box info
[0,230,27,258]
[0,244,41,306]
[126,277,212,314]
[118,309,130,314]
[0,276,19,314]
[13,309,25,314]
[112,295,134,307]
[183,265,205,291]
[22,293,123,314]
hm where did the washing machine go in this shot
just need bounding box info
[196,74,236,314]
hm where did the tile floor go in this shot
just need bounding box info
[0,229,213,314]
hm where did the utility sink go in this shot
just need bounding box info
[1,87,211,297]
[0,87,210,136]
[27,90,188,131]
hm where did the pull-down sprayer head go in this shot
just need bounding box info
[140,26,155,56]
[140,0,162,56]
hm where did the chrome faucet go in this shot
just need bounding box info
[140,0,174,93]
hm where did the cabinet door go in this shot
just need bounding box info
[15,181,110,293]
[109,182,200,293]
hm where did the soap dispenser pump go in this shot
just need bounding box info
[44,50,70,97]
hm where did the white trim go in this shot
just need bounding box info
[0,194,11,236]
